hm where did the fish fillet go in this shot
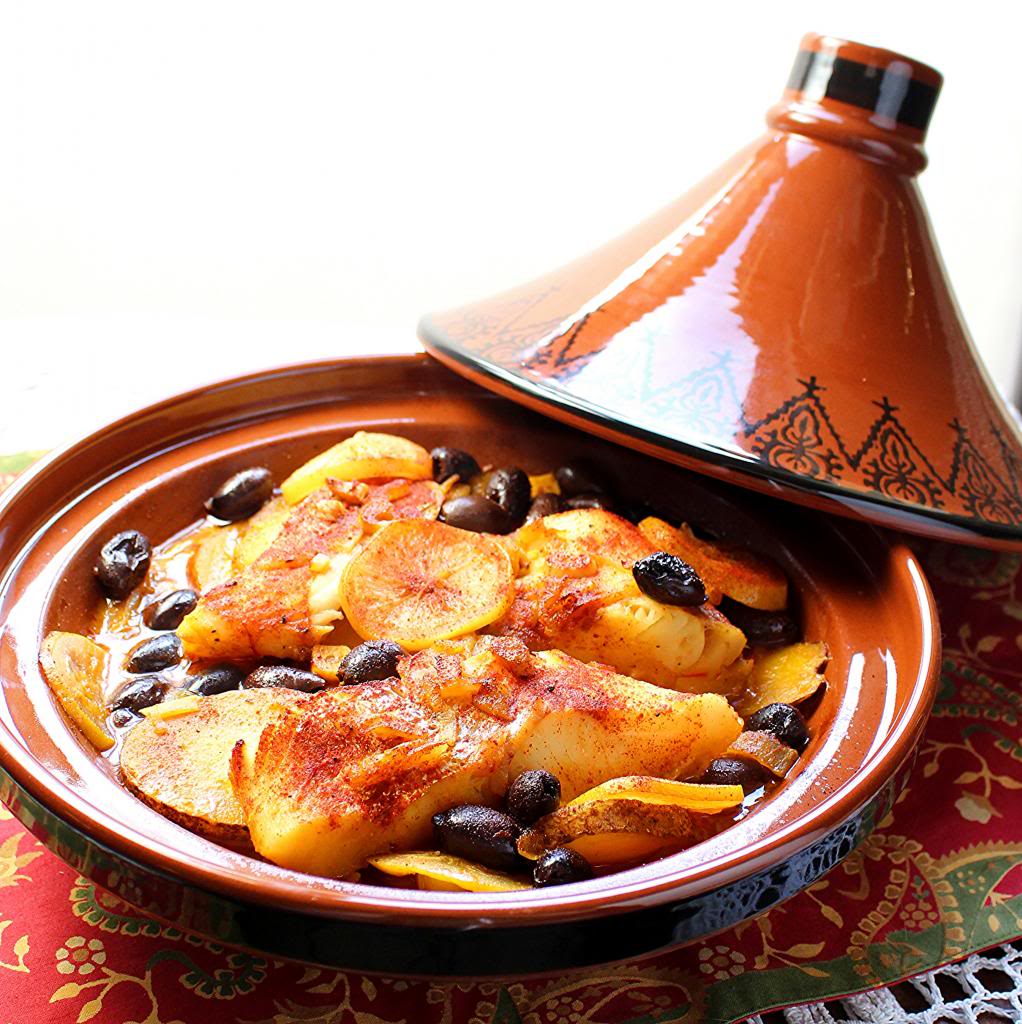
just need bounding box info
[230,636,742,877]
[489,510,747,691]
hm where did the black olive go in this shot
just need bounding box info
[533,847,594,887]
[554,460,611,498]
[431,446,481,483]
[188,664,246,696]
[525,493,563,522]
[432,805,524,873]
[746,703,810,752]
[700,756,766,792]
[439,494,514,534]
[111,675,169,714]
[632,551,707,606]
[505,770,561,824]
[126,633,183,673]
[245,664,326,693]
[142,589,198,631]
[340,640,403,685]
[483,466,531,524]
[565,492,616,513]
[205,467,274,522]
[95,530,152,600]
[719,598,800,647]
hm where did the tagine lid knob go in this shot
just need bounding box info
[419,35,1022,550]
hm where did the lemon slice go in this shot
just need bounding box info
[569,776,744,813]
[369,851,530,892]
[567,833,669,864]
[339,519,514,651]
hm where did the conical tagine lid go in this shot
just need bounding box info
[420,34,1022,550]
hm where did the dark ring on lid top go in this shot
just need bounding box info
[786,49,940,131]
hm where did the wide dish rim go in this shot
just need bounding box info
[0,353,942,927]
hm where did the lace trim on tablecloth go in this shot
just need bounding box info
[749,942,1022,1023]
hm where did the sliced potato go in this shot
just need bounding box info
[727,730,798,778]
[518,799,699,861]
[369,851,531,892]
[518,776,743,862]
[281,432,432,505]
[736,641,828,716]
[39,631,113,752]
[638,517,788,610]
[120,688,302,844]
[339,519,515,650]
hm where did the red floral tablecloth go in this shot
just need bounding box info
[2,449,1022,1023]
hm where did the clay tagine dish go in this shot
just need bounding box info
[0,356,939,975]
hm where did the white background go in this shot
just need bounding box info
[2,2,1020,453]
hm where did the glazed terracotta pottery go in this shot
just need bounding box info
[421,35,1022,550]
[0,357,939,974]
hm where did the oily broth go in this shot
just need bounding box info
[93,517,245,757]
